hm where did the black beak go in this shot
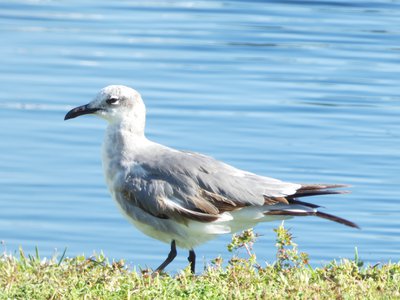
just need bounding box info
[64,104,101,120]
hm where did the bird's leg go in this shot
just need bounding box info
[154,240,177,273]
[188,249,196,274]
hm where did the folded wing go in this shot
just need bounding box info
[119,145,357,228]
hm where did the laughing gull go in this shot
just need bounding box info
[64,85,358,274]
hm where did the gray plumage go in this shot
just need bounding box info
[65,85,358,273]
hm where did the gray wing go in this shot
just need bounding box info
[120,145,301,223]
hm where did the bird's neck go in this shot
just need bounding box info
[102,119,150,184]
[103,119,148,156]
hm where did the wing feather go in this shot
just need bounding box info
[120,146,356,228]
[120,147,299,223]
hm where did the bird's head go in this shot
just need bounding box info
[64,85,146,125]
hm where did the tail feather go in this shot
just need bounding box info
[289,199,321,208]
[316,211,359,229]
[289,184,350,199]
[264,183,359,229]
[289,189,349,199]
[297,184,350,191]
[264,209,359,229]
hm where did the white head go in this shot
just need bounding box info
[65,85,146,134]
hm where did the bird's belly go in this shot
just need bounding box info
[109,188,293,249]
[128,218,176,245]
[108,189,220,249]
[120,210,222,249]
[121,210,223,249]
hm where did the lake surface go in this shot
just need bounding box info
[1,0,399,272]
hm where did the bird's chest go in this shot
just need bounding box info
[101,145,130,196]
[102,140,148,194]
[102,129,129,182]
[102,126,148,184]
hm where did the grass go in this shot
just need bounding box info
[1,224,399,299]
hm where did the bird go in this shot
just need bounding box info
[64,85,358,274]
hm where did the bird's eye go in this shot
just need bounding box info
[106,97,120,105]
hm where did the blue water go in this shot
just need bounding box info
[1,0,399,272]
